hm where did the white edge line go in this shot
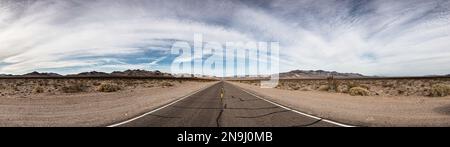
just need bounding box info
[239,87,355,127]
[107,82,218,127]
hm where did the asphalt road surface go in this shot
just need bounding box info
[115,82,341,127]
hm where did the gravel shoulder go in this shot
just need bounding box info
[0,81,217,127]
[230,81,450,127]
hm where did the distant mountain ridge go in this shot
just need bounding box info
[68,71,110,77]
[279,70,366,79]
[22,71,62,77]
[0,70,172,77]
[111,69,168,77]
[0,74,13,77]
[0,69,448,78]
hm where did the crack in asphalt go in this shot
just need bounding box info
[216,109,223,127]
[290,119,323,127]
[235,96,259,102]
[216,104,226,127]
[236,110,290,118]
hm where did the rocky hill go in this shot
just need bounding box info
[111,69,170,77]
[70,71,110,77]
[22,71,62,77]
[279,70,366,79]
[0,74,13,77]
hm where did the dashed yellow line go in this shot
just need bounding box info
[220,88,224,99]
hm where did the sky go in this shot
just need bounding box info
[0,0,450,76]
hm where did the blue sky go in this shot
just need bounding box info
[0,0,450,76]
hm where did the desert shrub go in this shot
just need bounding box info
[359,84,370,90]
[114,81,123,86]
[275,84,281,89]
[430,84,450,97]
[300,87,311,91]
[382,82,395,88]
[97,83,122,92]
[347,82,370,89]
[327,76,339,92]
[16,81,24,86]
[33,86,44,93]
[38,80,49,86]
[397,89,406,95]
[125,81,135,87]
[288,83,300,90]
[349,87,370,96]
[337,85,349,93]
[62,83,87,93]
[347,82,359,89]
[317,85,330,91]
[161,82,174,87]
[93,82,101,86]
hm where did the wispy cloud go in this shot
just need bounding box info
[0,0,449,76]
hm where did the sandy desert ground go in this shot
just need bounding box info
[231,81,450,127]
[0,78,216,127]
[237,77,450,97]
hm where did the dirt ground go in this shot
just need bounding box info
[236,78,450,97]
[230,81,450,127]
[0,81,216,127]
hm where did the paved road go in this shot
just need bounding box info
[116,81,340,127]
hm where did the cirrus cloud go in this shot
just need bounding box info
[0,0,449,76]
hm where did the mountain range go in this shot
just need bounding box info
[0,69,172,77]
[0,69,448,78]
[279,70,366,79]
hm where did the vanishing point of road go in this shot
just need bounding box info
[111,81,350,127]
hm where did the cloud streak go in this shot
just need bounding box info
[0,0,449,76]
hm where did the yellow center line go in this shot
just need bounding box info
[220,88,224,99]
